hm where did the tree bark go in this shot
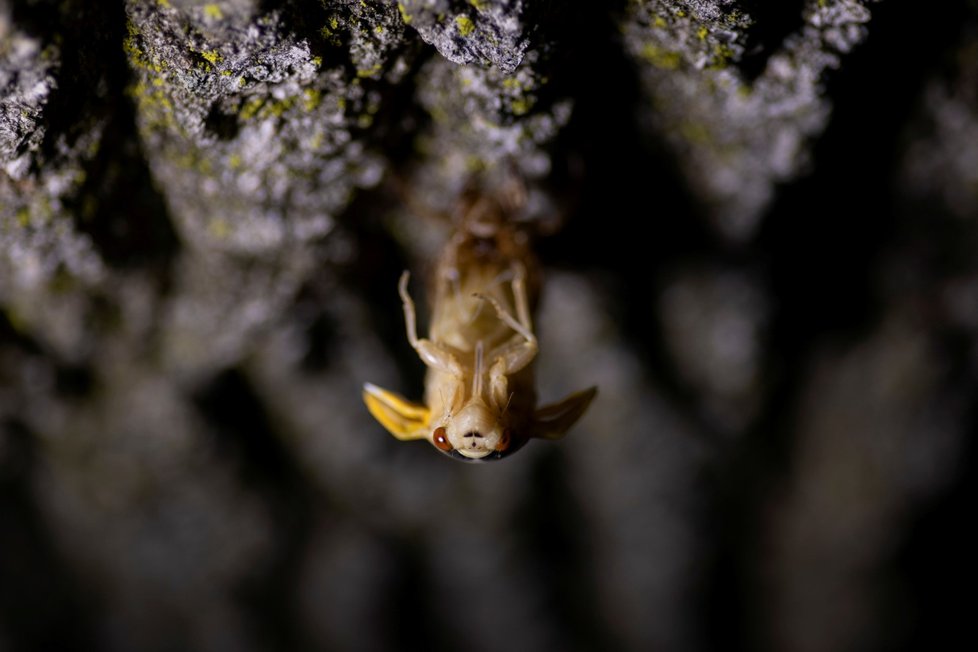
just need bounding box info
[1,1,975,651]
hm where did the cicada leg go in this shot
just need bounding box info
[478,263,539,407]
[399,271,463,377]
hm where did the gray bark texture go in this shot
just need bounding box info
[1,1,975,651]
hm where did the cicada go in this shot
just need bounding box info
[362,186,597,461]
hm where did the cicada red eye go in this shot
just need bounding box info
[432,427,452,452]
[496,428,512,452]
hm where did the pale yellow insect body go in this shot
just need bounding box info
[363,190,597,461]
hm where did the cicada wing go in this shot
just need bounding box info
[362,382,430,440]
[530,386,598,440]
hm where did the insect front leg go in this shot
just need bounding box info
[479,264,539,406]
[488,335,538,407]
[399,271,463,376]
[510,261,533,336]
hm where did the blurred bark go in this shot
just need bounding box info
[1,1,975,651]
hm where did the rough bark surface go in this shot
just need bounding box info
[1,1,975,651]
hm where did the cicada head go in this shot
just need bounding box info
[431,397,523,462]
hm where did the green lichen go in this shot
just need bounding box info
[203,4,223,19]
[464,155,486,172]
[397,3,413,24]
[201,50,222,65]
[240,96,265,120]
[123,22,155,71]
[303,88,322,111]
[468,0,486,10]
[208,218,230,238]
[128,81,179,133]
[679,121,711,145]
[708,43,735,69]
[640,43,681,69]
[724,9,747,27]
[240,93,308,121]
[320,15,343,46]
[509,97,532,116]
[455,15,475,37]
[173,151,199,170]
[356,63,383,78]
[264,98,296,119]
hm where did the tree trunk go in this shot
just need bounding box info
[1,1,974,651]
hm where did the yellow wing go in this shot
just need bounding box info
[362,382,430,440]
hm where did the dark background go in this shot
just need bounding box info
[2,1,976,651]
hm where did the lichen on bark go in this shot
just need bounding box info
[623,0,879,239]
[2,2,976,652]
